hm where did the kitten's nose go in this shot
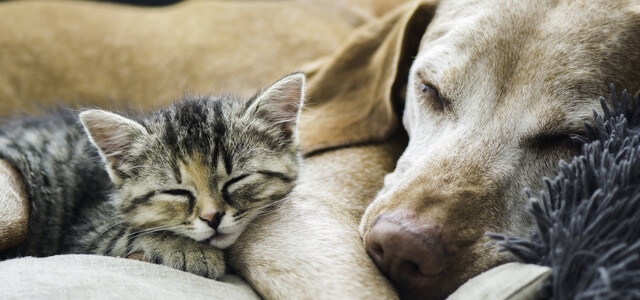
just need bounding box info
[200,211,225,230]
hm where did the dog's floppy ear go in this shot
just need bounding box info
[299,0,437,154]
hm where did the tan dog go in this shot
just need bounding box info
[359,0,640,298]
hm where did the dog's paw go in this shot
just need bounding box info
[129,233,226,279]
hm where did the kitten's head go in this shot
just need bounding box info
[80,73,304,249]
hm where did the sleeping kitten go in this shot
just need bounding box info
[0,73,305,279]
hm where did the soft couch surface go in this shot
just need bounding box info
[0,255,259,300]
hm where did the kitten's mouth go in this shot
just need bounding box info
[204,232,227,243]
[205,231,237,249]
[206,232,227,241]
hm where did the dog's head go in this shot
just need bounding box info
[360,0,640,298]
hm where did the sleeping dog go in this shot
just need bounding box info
[359,0,640,298]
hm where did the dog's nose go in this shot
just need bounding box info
[365,214,445,285]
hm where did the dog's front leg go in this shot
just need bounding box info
[228,137,405,299]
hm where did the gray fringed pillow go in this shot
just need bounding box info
[491,86,640,300]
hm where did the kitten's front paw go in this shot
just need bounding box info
[132,233,226,279]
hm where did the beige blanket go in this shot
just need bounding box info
[0,255,259,299]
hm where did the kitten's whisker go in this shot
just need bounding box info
[126,224,179,241]
[100,221,126,235]
[91,220,126,248]
[256,197,290,211]
[129,225,176,236]
[232,198,289,222]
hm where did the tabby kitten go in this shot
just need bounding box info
[0,73,305,279]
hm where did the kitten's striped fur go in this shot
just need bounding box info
[0,73,304,279]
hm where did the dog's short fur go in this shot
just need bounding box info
[359,0,640,298]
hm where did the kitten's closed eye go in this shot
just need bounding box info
[222,174,251,205]
[156,189,195,204]
[222,171,294,205]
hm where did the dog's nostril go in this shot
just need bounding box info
[371,242,384,257]
[366,240,385,267]
[398,260,422,277]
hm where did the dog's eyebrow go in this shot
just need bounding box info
[416,68,439,89]
[416,62,440,80]
[537,107,596,131]
[536,124,581,138]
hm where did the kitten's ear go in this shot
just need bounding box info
[79,110,148,183]
[250,73,305,139]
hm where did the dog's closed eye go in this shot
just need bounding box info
[526,132,585,153]
[417,83,446,111]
